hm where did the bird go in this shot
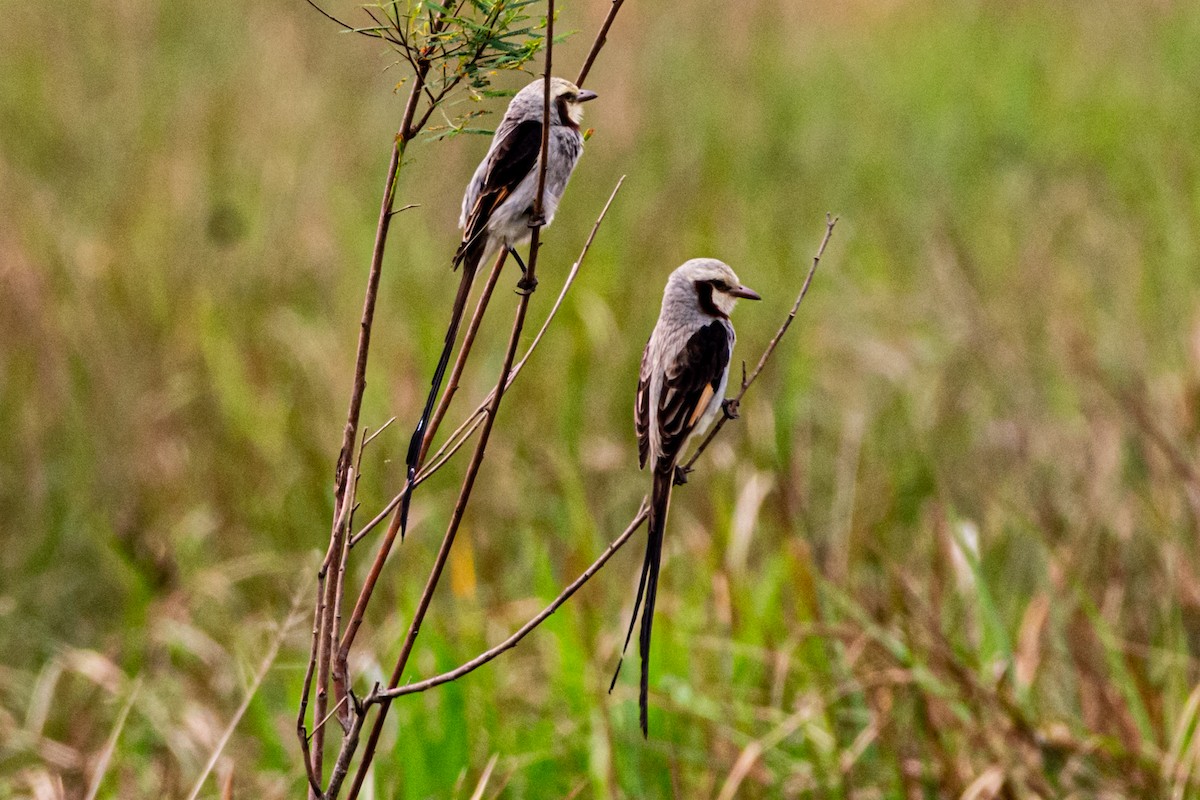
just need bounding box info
[398,77,597,537]
[611,258,761,736]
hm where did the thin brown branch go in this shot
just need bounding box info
[303,0,378,39]
[342,15,557,797]
[310,52,434,795]
[299,518,347,797]
[322,699,368,800]
[308,694,350,743]
[682,213,838,472]
[312,472,354,790]
[363,417,395,447]
[330,464,359,729]
[348,254,542,800]
[575,0,626,87]
[296,566,325,796]
[532,2,553,224]
[375,502,649,700]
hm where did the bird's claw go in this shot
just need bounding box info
[337,689,360,733]
[515,276,539,295]
[721,398,740,420]
[527,214,547,229]
[673,465,692,486]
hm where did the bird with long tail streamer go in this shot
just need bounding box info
[610,258,761,735]
[397,78,597,538]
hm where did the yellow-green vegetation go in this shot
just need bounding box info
[4,0,1200,797]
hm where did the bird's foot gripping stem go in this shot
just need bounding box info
[509,246,538,295]
[721,398,740,420]
[673,465,692,487]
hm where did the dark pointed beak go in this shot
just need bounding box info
[730,284,761,300]
[577,89,599,103]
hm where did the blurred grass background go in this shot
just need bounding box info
[4,0,1200,796]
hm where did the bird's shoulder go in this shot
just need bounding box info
[667,319,733,386]
[480,117,544,191]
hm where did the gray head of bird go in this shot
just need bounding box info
[668,258,762,318]
[507,77,598,128]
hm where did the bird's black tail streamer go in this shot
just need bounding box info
[609,467,672,737]
[398,236,487,539]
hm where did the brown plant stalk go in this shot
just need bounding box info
[340,7,558,795]
[331,250,508,702]
[306,1,631,794]
[303,4,454,791]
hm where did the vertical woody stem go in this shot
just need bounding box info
[342,5,555,797]
[308,55,432,796]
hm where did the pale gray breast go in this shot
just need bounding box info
[528,127,584,224]
[489,126,584,240]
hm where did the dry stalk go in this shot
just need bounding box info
[340,7,558,795]
[304,3,633,795]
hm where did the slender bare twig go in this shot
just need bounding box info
[298,520,345,796]
[375,502,650,700]
[348,175,626,548]
[331,422,375,726]
[331,253,511,694]
[682,213,838,472]
[303,0,374,38]
[312,475,354,789]
[309,37,436,793]
[349,252,542,799]
[330,60,425,521]
[336,250,504,676]
[333,252,506,679]
[308,694,350,743]
[296,560,326,795]
[344,11,556,796]
[531,1,553,226]
[575,0,626,87]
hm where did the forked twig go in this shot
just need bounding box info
[367,216,836,709]
[375,502,650,700]
[683,214,838,473]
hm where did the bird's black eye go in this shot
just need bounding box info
[564,92,578,102]
[711,279,732,292]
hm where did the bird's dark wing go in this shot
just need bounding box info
[456,118,543,264]
[635,338,653,469]
[656,321,732,466]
